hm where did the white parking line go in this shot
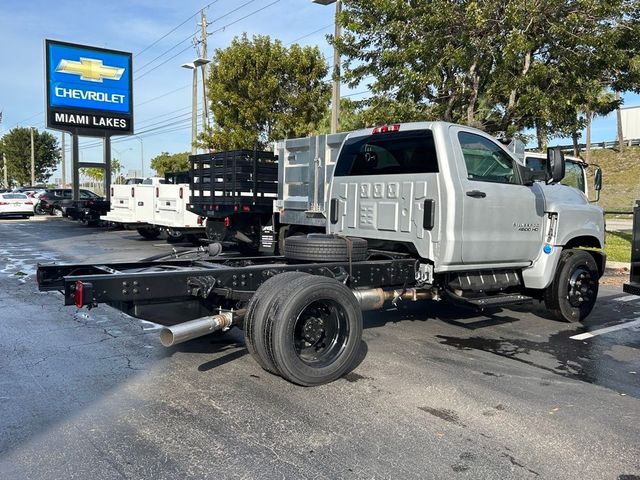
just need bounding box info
[612,295,640,303]
[570,318,640,340]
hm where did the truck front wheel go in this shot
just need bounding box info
[262,275,363,386]
[544,249,599,322]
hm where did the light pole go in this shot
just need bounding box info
[133,136,144,177]
[30,126,35,186]
[181,62,199,154]
[182,57,211,153]
[312,0,341,134]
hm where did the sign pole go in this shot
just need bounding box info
[104,136,111,201]
[72,133,79,201]
[61,132,66,187]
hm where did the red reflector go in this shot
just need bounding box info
[155,187,159,198]
[25,201,33,205]
[197,216,204,225]
[74,281,84,309]
[131,187,135,198]
[0,202,8,205]
[242,205,250,212]
[224,216,231,227]
[372,124,401,134]
[111,187,114,196]
[179,187,183,199]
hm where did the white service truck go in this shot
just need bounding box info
[39,121,606,386]
[103,175,204,242]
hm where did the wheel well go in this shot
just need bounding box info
[564,235,602,250]
[563,236,605,277]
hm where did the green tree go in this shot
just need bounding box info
[150,151,190,176]
[81,158,123,182]
[200,34,331,150]
[0,127,60,186]
[334,0,640,139]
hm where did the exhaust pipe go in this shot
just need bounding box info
[353,288,433,311]
[159,309,245,347]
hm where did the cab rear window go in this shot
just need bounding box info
[334,129,438,176]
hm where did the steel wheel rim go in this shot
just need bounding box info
[567,266,596,308]
[293,299,349,367]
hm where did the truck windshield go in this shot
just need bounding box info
[334,129,438,176]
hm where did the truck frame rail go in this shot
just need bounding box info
[37,254,418,314]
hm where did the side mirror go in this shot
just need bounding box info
[546,147,565,184]
[594,167,602,191]
[593,166,602,202]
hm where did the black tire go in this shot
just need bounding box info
[244,272,311,375]
[34,204,46,215]
[137,227,160,240]
[166,230,185,243]
[284,234,368,262]
[263,275,363,386]
[205,219,227,242]
[544,249,599,322]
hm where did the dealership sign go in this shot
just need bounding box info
[45,39,133,136]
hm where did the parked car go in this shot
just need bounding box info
[0,192,35,218]
[37,188,101,217]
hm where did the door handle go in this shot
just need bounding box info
[466,190,487,198]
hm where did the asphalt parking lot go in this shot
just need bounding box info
[1,218,639,479]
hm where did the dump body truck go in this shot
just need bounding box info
[38,121,606,386]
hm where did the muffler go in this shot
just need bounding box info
[353,288,433,311]
[159,309,245,347]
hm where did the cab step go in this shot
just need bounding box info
[447,292,534,310]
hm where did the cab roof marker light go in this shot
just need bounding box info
[372,124,401,134]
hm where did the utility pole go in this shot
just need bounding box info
[199,10,211,132]
[1,112,7,188]
[331,0,342,134]
[30,127,35,186]
[61,132,66,187]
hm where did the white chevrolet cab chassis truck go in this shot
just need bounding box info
[38,122,605,386]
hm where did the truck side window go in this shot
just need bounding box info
[563,161,585,192]
[459,132,518,184]
[334,130,438,176]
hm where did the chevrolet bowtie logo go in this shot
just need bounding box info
[55,57,124,83]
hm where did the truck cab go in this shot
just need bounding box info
[328,122,605,294]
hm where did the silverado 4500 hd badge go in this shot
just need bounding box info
[513,222,540,232]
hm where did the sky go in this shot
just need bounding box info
[0,0,638,182]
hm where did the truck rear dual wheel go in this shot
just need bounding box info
[244,273,363,386]
[284,234,368,262]
[544,249,599,322]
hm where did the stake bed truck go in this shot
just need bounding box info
[38,122,606,386]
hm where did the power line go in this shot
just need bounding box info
[135,1,220,57]
[135,0,281,82]
[135,0,261,79]
[285,24,333,46]
[135,83,191,107]
[209,0,281,36]
[135,30,199,74]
